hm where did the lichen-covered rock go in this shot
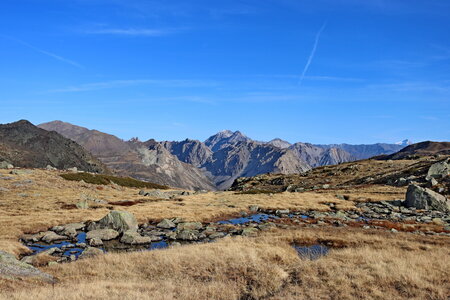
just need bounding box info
[120,230,152,245]
[405,185,450,212]
[86,229,119,241]
[157,219,176,229]
[176,229,199,241]
[0,250,55,282]
[79,247,104,258]
[427,160,449,179]
[41,231,67,243]
[176,222,202,231]
[89,210,138,233]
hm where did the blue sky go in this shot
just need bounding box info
[1,0,449,144]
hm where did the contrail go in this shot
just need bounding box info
[299,22,327,86]
[0,34,84,69]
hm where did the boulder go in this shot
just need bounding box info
[157,219,176,229]
[89,210,138,233]
[79,247,104,259]
[67,167,78,172]
[405,185,449,212]
[176,229,199,241]
[89,238,103,246]
[177,222,203,231]
[0,250,55,282]
[120,230,152,245]
[42,231,67,243]
[427,160,449,179]
[0,161,14,169]
[86,229,119,241]
[46,165,57,171]
[241,227,259,237]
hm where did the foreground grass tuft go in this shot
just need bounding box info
[60,173,169,189]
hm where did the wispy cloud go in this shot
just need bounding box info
[84,28,181,36]
[47,79,219,93]
[299,22,327,86]
[0,35,84,68]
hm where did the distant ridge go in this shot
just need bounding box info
[0,120,107,172]
[381,141,450,160]
[38,121,411,190]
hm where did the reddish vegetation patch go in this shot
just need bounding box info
[109,200,145,207]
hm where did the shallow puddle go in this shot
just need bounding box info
[293,244,329,260]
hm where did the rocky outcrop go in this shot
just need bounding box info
[0,250,55,282]
[88,210,138,233]
[267,138,291,149]
[405,185,449,212]
[427,160,449,179]
[0,120,107,173]
[161,139,212,167]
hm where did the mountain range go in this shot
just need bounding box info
[37,120,407,190]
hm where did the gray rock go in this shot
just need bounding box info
[89,210,138,233]
[177,222,203,231]
[0,161,14,169]
[249,205,259,212]
[42,231,67,243]
[67,167,78,172]
[427,160,449,179]
[46,165,57,171]
[405,185,449,212]
[86,229,119,241]
[209,232,226,239]
[120,230,152,245]
[176,229,199,241]
[0,250,55,282]
[79,247,104,259]
[241,227,259,237]
[157,219,176,229]
[76,199,89,209]
[89,238,103,247]
[275,209,290,215]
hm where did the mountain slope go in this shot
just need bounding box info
[161,139,212,167]
[202,141,310,190]
[0,120,107,172]
[381,141,450,160]
[289,143,354,168]
[316,143,405,160]
[39,121,216,190]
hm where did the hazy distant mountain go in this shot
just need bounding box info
[39,121,216,190]
[202,141,310,190]
[289,143,355,168]
[267,138,291,149]
[0,120,107,172]
[316,143,405,160]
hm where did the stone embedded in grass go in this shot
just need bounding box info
[0,161,14,169]
[76,199,89,209]
[89,238,103,246]
[79,247,104,259]
[0,250,55,283]
[89,210,138,233]
[120,230,152,245]
[241,227,259,237]
[86,229,119,241]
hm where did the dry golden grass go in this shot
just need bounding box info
[1,227,449,300]
[1,168,449,299]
